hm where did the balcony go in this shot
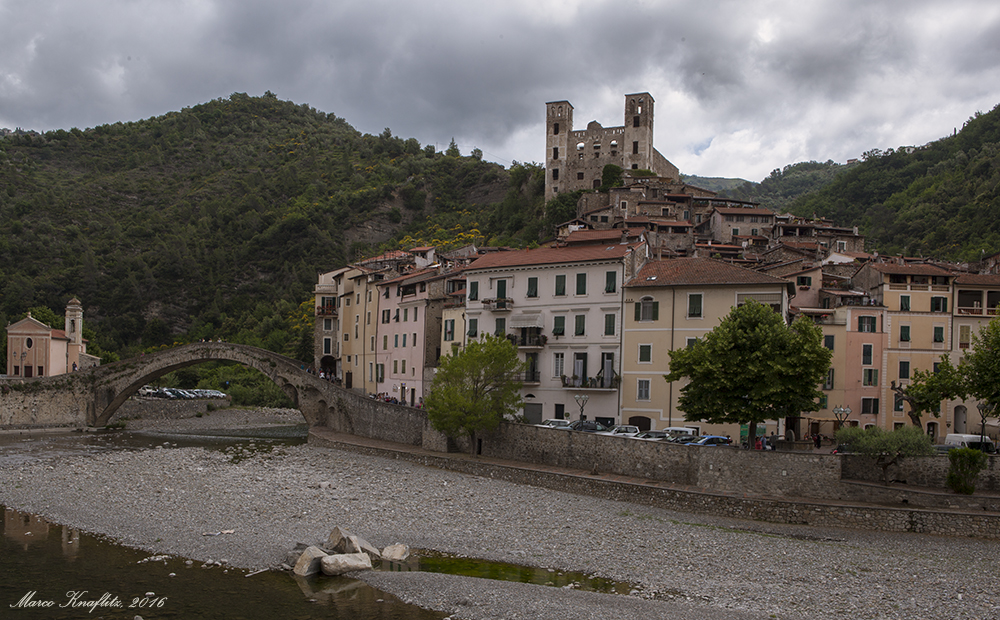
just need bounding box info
[483,298,513,311]
[560,374,620,390]
[516,370,541,384]
[514,333,547,348]
[316,305,337,317]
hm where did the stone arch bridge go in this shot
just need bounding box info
[0,342,343,428]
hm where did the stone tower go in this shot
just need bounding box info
[65,297,83,347]
[544,99,573,198]
[622,93,654,171]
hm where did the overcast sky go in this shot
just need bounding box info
[3,0,1000,181]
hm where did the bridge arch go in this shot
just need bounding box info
[88,342,329,427]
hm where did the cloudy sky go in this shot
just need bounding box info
[3,0,1000,181]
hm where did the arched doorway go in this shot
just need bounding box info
[628,416,651,432]
[954,405,967,433]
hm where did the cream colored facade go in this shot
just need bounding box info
[621,258,792,438]
[5,299,97,377]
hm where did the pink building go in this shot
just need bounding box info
[5,299,98,377]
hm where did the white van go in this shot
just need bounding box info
[943,434,996,454]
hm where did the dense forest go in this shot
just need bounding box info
[0,93,557,370]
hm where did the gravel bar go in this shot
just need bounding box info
[1,408,998,620]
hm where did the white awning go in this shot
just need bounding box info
[510,314,544,328]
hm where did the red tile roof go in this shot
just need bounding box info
[467,242,645,271]
[868,262,954,276]
[954,274,1000,286]
[626,257,792,288]
[564,229,641,244]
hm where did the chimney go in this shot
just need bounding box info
[620,229,628,245]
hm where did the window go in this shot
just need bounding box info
[527,277,538,298]
[382,309,390,323]
[824,335,834,350]
[635,298,659,322]
[933,326,945,342]
[394,334,399,348]
[553,123,559,135]
[574,314,586,336]
[858,316,876,333]
[402,333,407,347]
[444,319,455,341]
[401,360,406,374]
[393,360,398,373]
[403,308,408,322]
[576,273,587,295]
[605,271,616,293]
[687,293,703,318]
[323,338,332,355]
[824,368,834,390]
[633,115,640,128]
[367,311,371,325]
[552,168,559,180]
[899,360,910,380]
[468,281,478,301]
[931,296,948,312]
[376,364,384,383]
[552,315,565,336]
[900,325,910,342]
[324,318,332,331]
[861,397,879,415]
[604,313,615,336]
[413,308,418,321]
[383,335,388,350]
[553,352,564,377]
[862,344,873,365]
[686,337,699,348]
[900,295,910,311]
[894,393,904,412]
[637,379,651,401]
[496,278,507,300]
[632,141,639,154]
[555,275,566,296]
[371,336,375,352]
[959,324,971,349]
[552,147,559,159]
[639,344,651,363]
[863,368,879,387]
[467,318,478,338]
[797,276,812,287]
[494,317,506,336]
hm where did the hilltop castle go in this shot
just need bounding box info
[544,92,680,197]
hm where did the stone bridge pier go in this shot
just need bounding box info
[0,342,343,429]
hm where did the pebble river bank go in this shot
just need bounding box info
[1,408,998,620]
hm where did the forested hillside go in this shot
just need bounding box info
[788,104,1000,260]
[0,93,547,360]
[719,160,859,212]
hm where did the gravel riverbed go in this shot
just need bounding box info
[1,408,998,620]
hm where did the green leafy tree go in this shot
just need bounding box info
[424,335,525,444]
[958,316,1000,407]
[664,300,832,444]
[445,138,460,157]
[836,425,934,485]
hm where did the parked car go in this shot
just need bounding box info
[943,433,997,454]
[667,434,699,444]
[633,430,670,441]
[598,425,641,437]
[536,419,572,429]
[685,435,732,446]
[568,420,608,433]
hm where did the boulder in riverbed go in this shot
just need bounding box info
[292,546,327,577]
[381,544,410,562]
[320,552,372,576]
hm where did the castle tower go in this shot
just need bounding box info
[622,93,654,171]
[544,100,573,199]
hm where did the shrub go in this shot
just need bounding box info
[946,447,988,494]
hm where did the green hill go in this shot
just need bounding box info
[788,104,1000,260]
[0,93,546,359]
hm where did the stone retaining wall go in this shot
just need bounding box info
[840,453,1000,493]
[309,430,1000,540]
[110,397,231,421]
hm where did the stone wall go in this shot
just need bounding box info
[841,453,1000,493]
[110,397,231,422]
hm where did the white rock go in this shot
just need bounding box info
[382,544,410,562]
[292,545,327,577]
[320,552,372,576]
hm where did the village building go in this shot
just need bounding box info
[5,299,98,377]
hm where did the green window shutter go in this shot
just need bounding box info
[634,302,641,321]
[527,277,538,298]
[651,301,659,321]
[553,316,565,336]
[604,314,615,335]
[576,273,587,295]
[605,271,616,293]
[555,275,566,296]
[468,281,478,301]
[575,315,586,335]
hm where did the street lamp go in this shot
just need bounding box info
[574,394,589,421]
[833,405,852,433]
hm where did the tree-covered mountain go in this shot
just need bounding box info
[788,104,1000,261]
[718,160,859,212]
[0,93,546,360]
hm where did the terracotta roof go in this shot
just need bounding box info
[715,207,775,216]
[868,262,954,276]
[377,268,438,286]
[564,229,641,244]
[626,257,792,288]
[467,242,645,271]
[954,274,1000,286]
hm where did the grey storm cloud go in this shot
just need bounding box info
[2,0,1000,180]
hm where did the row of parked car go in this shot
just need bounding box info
[535,419,733,446]
[138,387,228,400]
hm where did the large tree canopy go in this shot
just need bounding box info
[424,335,525,443]
[664,300,832,442]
